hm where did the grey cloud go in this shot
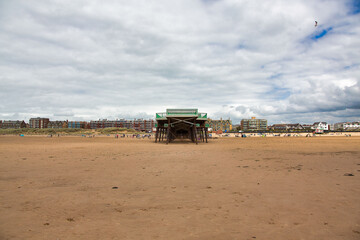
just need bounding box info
[53,112,74,117]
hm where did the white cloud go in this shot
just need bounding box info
[0,0,359,124]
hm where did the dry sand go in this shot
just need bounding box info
[0,136,359,240]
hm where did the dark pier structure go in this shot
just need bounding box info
[155,109,209,144]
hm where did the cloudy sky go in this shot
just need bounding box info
[0,0,359,124]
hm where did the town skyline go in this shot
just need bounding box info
[1,115,359,126]
[1,1,359,124]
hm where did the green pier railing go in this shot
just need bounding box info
[156,109,207,120]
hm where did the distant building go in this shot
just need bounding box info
[313,122,329,132]
[302,124,313,131]
[207,118,232,132]
[334,121,360,131]
[29,118,50,128]
[48,120,68,128]
[344,122,360,130]
[89,119,155,132]
[134,119,155,132]
[270,123,304,131]
[68,121,89,129]
[270,124,287,131]
[1,120,26,129]
[287,123,304,130]
[90,119,112,129]
[241,117,267,131]
[334,122,343,130]
[232,124,240,131]
[90,119,119,129]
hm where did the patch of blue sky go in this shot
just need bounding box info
[344,64,359,70]
[347,0,360,14]
[236,43,246,49]
[268,73,283,80]
[311,27,333,40]
[265,87,291,100]
[275,89,291,100]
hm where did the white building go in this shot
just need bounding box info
[344,122,360,130]
[334,122,360,130]
[313,122,329,133]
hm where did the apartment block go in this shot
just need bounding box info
[207,118,232,132]
[29,118,50,128]
[241,117,267,131]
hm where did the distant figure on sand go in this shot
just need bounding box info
[315,21,318,27]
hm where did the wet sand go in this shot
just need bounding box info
[0,136,359,240]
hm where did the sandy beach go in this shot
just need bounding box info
[0,136,359,240]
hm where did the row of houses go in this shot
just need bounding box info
[269,122,328,133]
[0,118,156,132]
[1,117,359,133]
[89,119,154,131]
[237,117,360,132]
[0,117,233,133]
[334,122,360,131]
[240,119,360,132]
[269,122,360,132]
[0,120,27,129]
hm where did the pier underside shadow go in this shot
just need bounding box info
[155,109,209,144]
